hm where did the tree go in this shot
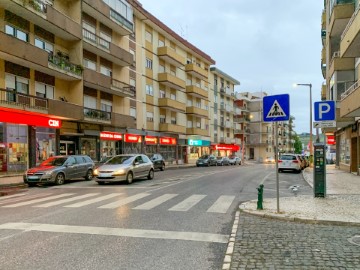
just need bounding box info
[294,135,302,154]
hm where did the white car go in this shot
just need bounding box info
[278,154,302,173]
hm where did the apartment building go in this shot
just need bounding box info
[209,67,240,157]
[322,0,360,174]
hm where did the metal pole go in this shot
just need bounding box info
[275,123,280,213]
[309,84,313,163]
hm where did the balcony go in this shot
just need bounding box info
[112,112,136,129]
[185,63,208,80]
[111,79,135,98]
[0,88,48,113]
[82,28,133,67]
[159,123,186,134]
[329,0,355,39]
[84,107,111,123]
[340,3,360,57]
[158,98,186,112]
[234,108,242,115]
[234,116,250,123]
[158,73,186,90]
[185,85,208,99]
[340,80,360,117]
[157,47,185,67]
[234,129,242,134]
[186,106,209,118]
[82,0,133,36]
[6,0,82,40]
[186,128,209,137]
[328,51,354,76]
[48,53,83,79]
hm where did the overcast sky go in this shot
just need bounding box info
[138,0,324,134]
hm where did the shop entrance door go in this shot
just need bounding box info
[60,141,76,156]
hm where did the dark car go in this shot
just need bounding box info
[24,155,95,186]
[216,156,230,166]
[148,153,166,171]
[196,154,217,167]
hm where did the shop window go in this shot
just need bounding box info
[5,24,28,42]
[80,138,97,160]
[36,127,56,164]
[35,82,54,99]
[35,37,53,54]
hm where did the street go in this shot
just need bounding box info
[0,163,310,270]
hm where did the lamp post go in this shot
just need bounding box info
[294,83,313,162]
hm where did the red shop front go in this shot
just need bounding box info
[210,144,240,157]
[0,107,62,172]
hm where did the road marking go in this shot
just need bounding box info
[0,193,52,205]
[260,172,274,185]
[0,193,26,200]
[0,223,228,243]
[98,193,151,209]
[207,195,235,213]
[64,193,123,208]
[34,193,99,207]
[133,194,178,210]
[169,195,206,211]
[2,193,75,208]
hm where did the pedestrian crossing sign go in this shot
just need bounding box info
[263,94,290,122]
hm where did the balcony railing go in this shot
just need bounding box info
[341,2,360,41]
[110,8,133,31]
[341,80,359,100]
[83,28,110,50]
[26,0,47,13]
[84,107,111,121]
[111,79,135,97]
[48,53,83,76]
[0,88,48,110]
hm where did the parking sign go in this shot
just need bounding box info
[314,101,336,121]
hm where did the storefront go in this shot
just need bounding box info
[0,107,61,172]
[145,136,158,155]
[123,133,142,154]
[210,144,240,157]
[100,131,122,161]
[159,137,177,162]
[187,139,211,164]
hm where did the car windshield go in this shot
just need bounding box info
[280,155,297,161]
[217,157,223,160]
[106,156,133,165]
[40,157,67,166]
[200,155,210,159]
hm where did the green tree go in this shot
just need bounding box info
[294,136,302,154]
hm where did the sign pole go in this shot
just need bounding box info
[275,123,280,213]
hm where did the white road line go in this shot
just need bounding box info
[34,193,99,208]
[0,193,26,200]
[168,195,206,211]
[0,193,52,205]
[0,223,228,243]
[64,193,123,208]
[207,195,235,213]
[133,194,178,210]
[2,193,75,208]
[98,193,151,209]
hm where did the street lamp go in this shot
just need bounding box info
[294,83,313,161]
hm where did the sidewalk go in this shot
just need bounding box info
[239,165,360,226]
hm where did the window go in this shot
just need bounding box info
[100,65,112,76]
[196,122,201,128]
[159,90,165,98]
[160,115,166,123]
[84,95,97,109]
[145,31,152,42]
[145,84,153,96]
[83,22,96,43]
[35,38,53,53]
[129,49,135,63]
[5,74,29,102]
[35,82,54,99]
[159,64,165,73]
[83,58,96,70]
[186,78,191,86]
[170,66,176,76]
[171,117,176,125]
[196,101,201,108]
[5,25,28,42]
[146,112,154,122]
[99,31,111,49]
[101,99,112,112]
[170,93,176,100]
[187,99,192,106]
[130,107,136,118]
[146,58,153,69]
[158,39,164,47]
[187,121,192,128]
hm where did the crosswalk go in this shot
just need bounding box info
[0,192,236,214]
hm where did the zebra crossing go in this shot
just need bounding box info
[0,192,236,214]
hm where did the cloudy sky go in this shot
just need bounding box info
[138,0,324,134]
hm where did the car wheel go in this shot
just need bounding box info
[126,172,133,184]
[85,169,93,180]
[97,181,105,185]
[147,169,154,180]
[160,163,165,171]
[55,173,65,185]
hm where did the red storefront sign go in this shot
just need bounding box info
[145,136,158,144]
[327,135,335,145]
[160,137,176,145]
[211,144,240,151]
[100,132,122,141]
[0,108,61,128]
[124,134,142,143]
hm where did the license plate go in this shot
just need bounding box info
[98,173,112,177]
[27,176,39,180]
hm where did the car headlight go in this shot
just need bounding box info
[93,169,99,175]
[44,171,53,176]
[113,169,125,175]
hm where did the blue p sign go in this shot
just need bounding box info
[314,101,336,121]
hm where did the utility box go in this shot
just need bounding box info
[313,143,326,197]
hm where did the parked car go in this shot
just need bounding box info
[196,154,217,167]
[228,155,241,165]
[148,153,165,171]
[278,153,302,173]
[216,156,230,166]
[264,156,275,164]
[94,154,154,185]
[23,155,95,186]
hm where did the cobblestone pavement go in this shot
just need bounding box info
[230,213,360,270]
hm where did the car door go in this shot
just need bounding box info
[74,156,86,178]
[132,155,144,178]
[64,157,77,179]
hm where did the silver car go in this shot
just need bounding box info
[94,154,154,185]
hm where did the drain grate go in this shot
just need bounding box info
[348,235,360,246]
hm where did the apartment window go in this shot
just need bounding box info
[170,66,176,76]
[159,64,165,73]
[196,101,201,108]
[186,78,192,86]
[83,22,96,42]
[170,93,176,100]
[130,107,136,118]
[146,112,154,122]
[35,37,53,53]
[101,99,112,112]
[5,24,28,42]
[130,78,136,87]
[160,115,166,123]
[129,49,135,63]
[146,58,153,69]
[83,58,96,70]
[205,124,209,130]
[145,31,152,43]
[158,39,164,47]
[171,117,176,125]
[100,65,112,76]
[204,104,208,110]
[196,122,201,128]
[159,90,165,98]
[145,84,153,96]
[35,82,54,99]
[84,95,97,109]
[99,31,111,49]
[187,99,192,106]
[6,74,28,94]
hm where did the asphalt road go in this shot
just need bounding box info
[0,163,310,270]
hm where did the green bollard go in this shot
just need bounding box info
[257,184,264,210]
